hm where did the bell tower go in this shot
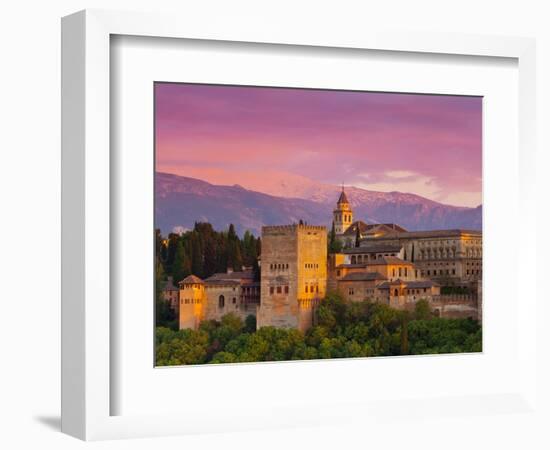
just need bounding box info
[333,186,353,235]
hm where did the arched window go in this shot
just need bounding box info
[394,289,399,297]
[218,295,225,308]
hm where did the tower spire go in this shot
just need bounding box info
[334,181,353,237]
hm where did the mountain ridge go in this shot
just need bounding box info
[155,172,482,236]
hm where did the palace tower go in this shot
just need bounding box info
[178,275,206,330]
[333,186,353,235]
[257,224,327,331]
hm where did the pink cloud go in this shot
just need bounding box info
[155,83,482,207]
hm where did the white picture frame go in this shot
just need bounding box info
[61,9,538,441]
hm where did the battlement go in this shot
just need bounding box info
[262,224,327,234]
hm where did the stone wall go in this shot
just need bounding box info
[430,294,479,320]
[203,283,242,322]
[178,283,205,330]
[257,225,327,330]
[368,232,482,284]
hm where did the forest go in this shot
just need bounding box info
[155,295,482,366]
[156,222,261,283]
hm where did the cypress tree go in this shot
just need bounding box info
[329,221,336,249]
[226,224,243,272]
[400,313,410,355]
[190,232,203,277]
[172,240,188,283]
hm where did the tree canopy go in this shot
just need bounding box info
[155,293,482,366]
[156,223,261,284]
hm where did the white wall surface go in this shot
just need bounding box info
[0,1,548,449]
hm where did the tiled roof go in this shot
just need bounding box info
[340,272,387,282]
[206,270,254,281]
[405,280,440,289]
[386,229,482,239]
[343,244,403,254]
[336,263,368,269]
[180,275,203,284]
[204,279,240,287]
[367,256,414,266]
[204,270,258,286]
[342,222,407,236]
[337,189,349,204]
[377,279,437,289]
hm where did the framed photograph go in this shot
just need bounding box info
[62,9,537,441]
[153,82,483,367]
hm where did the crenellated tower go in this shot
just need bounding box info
[257,224,327,332]
[333,186,353,235]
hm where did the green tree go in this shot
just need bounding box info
[172,240,191,283]
[226,224,243,272]
[244,314,257,333]
[328,221,343,253]
[165,233,180,272]
[155,261,176,329]
[190,232,203,277]
[414,299,432,320]
[400,311,411,355]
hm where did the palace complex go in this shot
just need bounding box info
[169,188,482,332]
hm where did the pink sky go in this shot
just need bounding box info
[155,83,482,207]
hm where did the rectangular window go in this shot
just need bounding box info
[284,286,289,294]
[269,287,274,294]
[305,285,308,293]
[276,286,282,294]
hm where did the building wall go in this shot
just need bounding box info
[337,279,379,303]
[296,226,327,332]
[383,285,441,308]
[333,205,353,235]
[203,284,241,322]
[258,224,327,331]
[327,253,345,292]
[363,262,416,282]
[178,283,205,330]
[368,232,482,285]
[179,282,260,330]
[163,288,179,314]
[430,294,479,319]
